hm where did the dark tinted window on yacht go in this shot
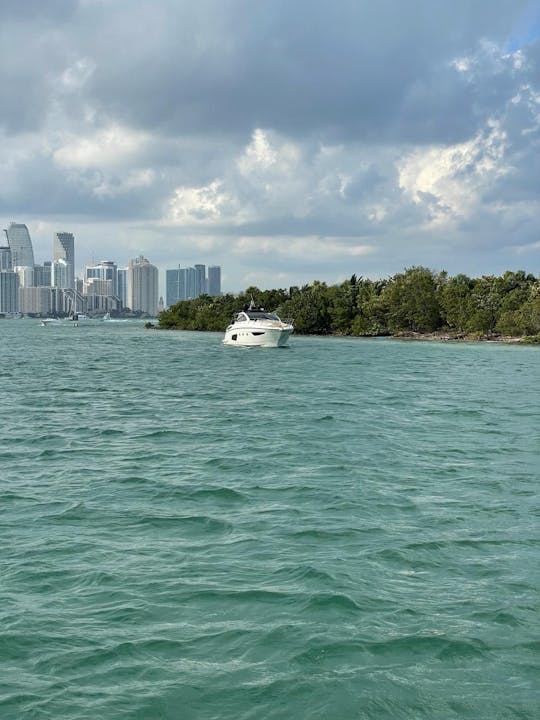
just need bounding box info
[247,311,279,320]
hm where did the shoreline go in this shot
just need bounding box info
[388,331,533,344]
[154,324,539,343]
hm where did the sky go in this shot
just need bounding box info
[1,0,539,293]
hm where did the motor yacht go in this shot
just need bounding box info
[223,301,294,347]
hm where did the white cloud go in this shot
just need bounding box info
[237,128,300,177]
[53,125,150,169]
[398,120,510,225]
[166,180,235,224]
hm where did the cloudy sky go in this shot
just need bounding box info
[1,0,539,292]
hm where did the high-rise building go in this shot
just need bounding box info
[0,271,19,313]
[34,262,52,287]
[19,286,53,315]
[14,266,34,287]
[127,256,158,315]
[85,278,119,312]
[194,264,206,297]
[117,268,127,308]
[51,258,70,289]
[53,232,75,289]
[0,246,12,271]
[166,263,222,304]
[166,268,180,307]
[85,261,118,296]
[207,265,221,296]
[4,223,35,269]
[185,267,197,299]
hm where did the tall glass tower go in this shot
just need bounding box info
[4,223,35,268]
[53,232,75,289]
[166,269,180,307]
[0,271,19,313]
[194,264,206,297]
[207,266,221,296]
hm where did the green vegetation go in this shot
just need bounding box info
[158,268,540,341]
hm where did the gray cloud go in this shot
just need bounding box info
[0,0,539,290]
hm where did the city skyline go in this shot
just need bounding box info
[0,2,538,291]
[3,220,225,296]
[0,221,223,315]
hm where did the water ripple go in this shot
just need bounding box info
[0,323,539,719]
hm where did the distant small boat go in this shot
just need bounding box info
[102,312,111,321]
[40,318,63,327]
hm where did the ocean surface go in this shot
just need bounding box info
[1,319,539,719]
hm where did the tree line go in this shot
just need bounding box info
[157,267,540,341]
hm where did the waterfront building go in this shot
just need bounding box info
[85,278,112,297]
[207,265,221,296]
[19,286,53,315]
[166,266,195,303]
[14,266,35,287]
[185,267,197,299]
[194,264,206,297]
[166,263,222,305]
[85,278,119,312]
[117,268,127,308]
[53,232,75,289]
[166,268,180,307]
[4,223,35,269]
[84,261,120,311]
[0,270,19,313]
[85,261,118,296]
[127,256,158,315]
[51,258,70,289]
[34,262,52,287]
[0,246,12,271]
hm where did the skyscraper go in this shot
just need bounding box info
[207,266,221,296]
[53,232,75,289]
[51,258,70,289]
[166,268,180,307]
[4,223,35,269]
[127,256,158,315]
[194,264,206,297]
[34,262,52,287]
[0,246,12,271]
[0,271,19,313]
[85,261,118,296]
[166,263,222,304]
[117,269,128,308]
[186,267,198,299]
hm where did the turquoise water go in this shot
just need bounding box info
[1,320,539,719]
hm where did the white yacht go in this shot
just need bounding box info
[223,301,294,347]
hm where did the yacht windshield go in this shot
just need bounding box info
[246,311,279,320]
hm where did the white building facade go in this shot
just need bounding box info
[127,256,158,315]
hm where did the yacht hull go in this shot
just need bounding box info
[223,325,292,347]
